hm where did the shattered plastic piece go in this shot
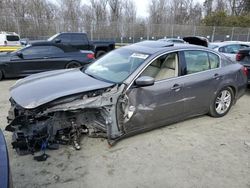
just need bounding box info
[34,153,50,162]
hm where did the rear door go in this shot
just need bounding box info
[180,50,221,116]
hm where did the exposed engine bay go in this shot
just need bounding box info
[6,85,131,161]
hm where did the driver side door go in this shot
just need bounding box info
[9,46,51,76]
[122,52,186,133]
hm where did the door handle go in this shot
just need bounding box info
[171,84,181,91]
[43,56,49,59]
[214,73,220,80]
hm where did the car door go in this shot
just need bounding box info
[9,46,51,76]
[122,52,186,133]
[180,50,221,116]
[40,46,68,71]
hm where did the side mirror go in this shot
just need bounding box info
[135,76,155,87]
[54,39,61,43]
[16,51,23,58]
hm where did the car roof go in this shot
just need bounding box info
[59,32,87,35]
[210,41,249,46]
[28,41,81,52]
[123,40,209,55]
[30,41,56,46]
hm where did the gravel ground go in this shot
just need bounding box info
[0,79,250,188]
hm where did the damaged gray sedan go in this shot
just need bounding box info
[6,41,248,158]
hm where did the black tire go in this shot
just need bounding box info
[0,70,3,81]
[95,50,106,58]
[65,61,81,69]
[209,87,234,117]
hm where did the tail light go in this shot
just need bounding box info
[87,53,95,59]
[236,53,244,61]
[242,66,248,76]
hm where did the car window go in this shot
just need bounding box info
[6,35,20,41]
[208,52,220,69]
[219,44,240,54]
[184,50,210,74]
[71,34,88,43]
[141,52,179,81]
[49,46,64,54]
[58,34,71,43]
[240,44,249,49]
[22,46,50,56]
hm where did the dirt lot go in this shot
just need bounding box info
[0,79,250,188]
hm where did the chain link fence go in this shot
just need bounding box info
[0,16,250,43]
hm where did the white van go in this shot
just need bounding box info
[0,31,21,46]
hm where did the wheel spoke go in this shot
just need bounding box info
[215,89,232,115]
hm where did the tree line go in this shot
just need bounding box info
[0,0,249,40]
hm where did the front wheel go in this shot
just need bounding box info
[209,87,234,117]
[65,61,81,69]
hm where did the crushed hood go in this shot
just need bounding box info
[10,69,114,109]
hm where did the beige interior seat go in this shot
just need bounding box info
[155,53,178,81]
[141,59,161,78]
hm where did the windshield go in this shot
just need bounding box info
[84,48,149,83]
[10,44,31,54]
[47,33,60,41]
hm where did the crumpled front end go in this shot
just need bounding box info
[6,85,126,158]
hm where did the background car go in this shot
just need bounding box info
[0,31,21,46]
[47,32,115,58]
[0,129,12,188]
[208,41,249,61]
[0,42,95,80]
[158,38,185,43]
[6,41,247,155]
[236,47,250,84]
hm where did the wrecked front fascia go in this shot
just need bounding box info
[40,84,126,140]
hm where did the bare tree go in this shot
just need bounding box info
[58,0,82,32]
[108,0,123,22]
[121,0,136,38]
[148,0,168,24]
[203,0,213,16]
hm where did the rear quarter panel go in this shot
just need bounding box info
[217,63,247,100]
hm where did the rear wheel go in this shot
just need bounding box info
[65,61,81,69]
[209,87,234,117]
[95,50,106,58]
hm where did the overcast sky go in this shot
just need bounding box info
[78,0,205,18]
